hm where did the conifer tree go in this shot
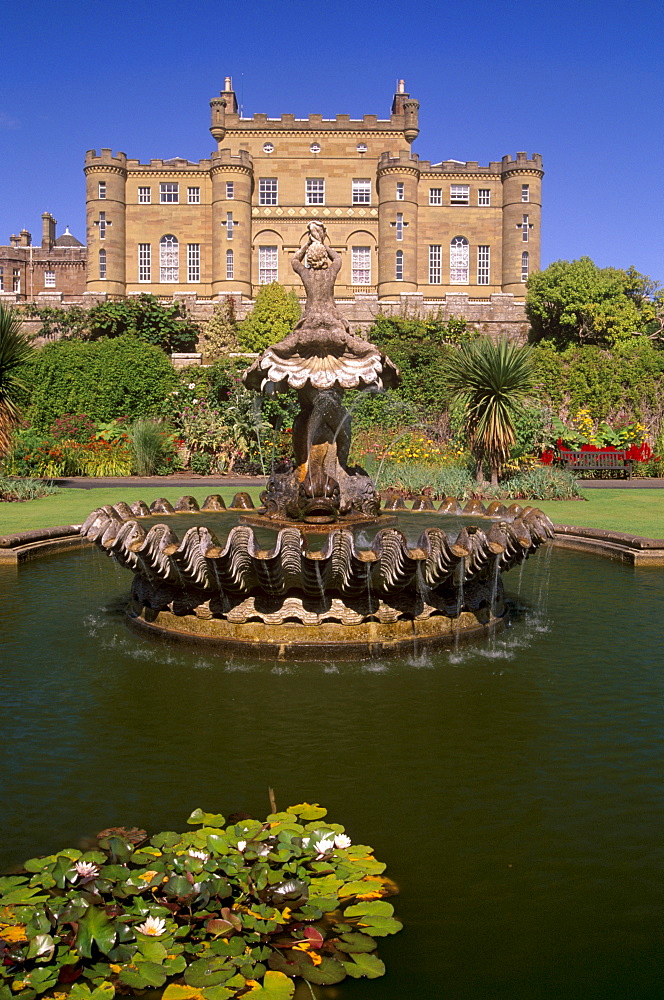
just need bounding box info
[200,297,240,359]
[237,283,301,352]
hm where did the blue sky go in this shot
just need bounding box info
[2,0,663,280]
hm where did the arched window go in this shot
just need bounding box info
[160,235,179,283]
[226,249,234,280]
[521,251,529,283]
[395,249,403,281]
[98,248,106,280]
[450,237,469,284]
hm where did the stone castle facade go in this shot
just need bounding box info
[84,79,542,304]
[0,213,86,302]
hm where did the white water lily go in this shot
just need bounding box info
[334,834,352,850]
[188,849,210,861]
[257,844,271,857]
[301,837,311,848]
[71,861,100,880]
[314,838,335,855]
[135,916,167,937]
[237,840,247,852]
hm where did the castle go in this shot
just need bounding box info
[84,79,542,304]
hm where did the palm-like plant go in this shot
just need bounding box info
[442,337,539,484]
[0,304,33,458]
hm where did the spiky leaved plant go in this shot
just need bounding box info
[0,303,33,458]
[442,337,539,485]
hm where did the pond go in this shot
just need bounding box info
[1,542,662,999]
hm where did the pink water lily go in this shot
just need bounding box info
[71,861,100,881]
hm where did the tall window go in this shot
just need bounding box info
[429,188,442,206]
[259,179,277,205]
[98,182,106,200]
[138,186,151,204]
[98,212,106,239]
[98,250,106,281]
[258,246,278,284]
[0,267,3,291]
[428,245,442,284]
[477,246,490,285]
[351,246,371,285]
[226,212,234,239]
[521,214,530,242]
[395,212,404,241]
[396,182,404,201]
[521,251,529,282]
[306,179,325,205]
[160,183,179,203]
[450,184,469,205]
[522,184,530,202]
[352,179,371,204]
[478,189,491,206]
[187,187,200,204]
[226,249,234,280]
[138,244,151,282]
[395,250,403,281]
[226,181,234,199]
[187,244,200,282]
[160,234,179,282]
[12,268,20,292]
[44,271,56,288]
[450,236,469,283]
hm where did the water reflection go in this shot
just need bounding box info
[0,545,662,999]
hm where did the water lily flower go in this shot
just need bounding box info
[188,849,210,861]
[313,838,335,855]
[71,861,100,881]
[135,916,167,937]
[301,837,311,848]
[237,840,247,852]
[334,834,352,849]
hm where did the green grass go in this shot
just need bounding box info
[0,486,264,536]
[1,485,663,541]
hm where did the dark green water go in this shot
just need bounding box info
[1,542,662,999]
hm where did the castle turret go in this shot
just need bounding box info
[501,152,543,295]
[210,77,239,148]
[210,148,253,298]
[84,149,127,295]
[391,80,420,144]
[377,151,420,297]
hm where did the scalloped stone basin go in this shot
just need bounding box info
[80,495,554,659]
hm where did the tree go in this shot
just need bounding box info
[200,297,240,358]
[0,304,33,457]
[441,337,539,484]
[526,257,659,349]
[237,283,301,352]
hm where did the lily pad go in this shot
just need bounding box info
[335,931,378,953]
[187,810,226,828]
[184,956,234,987]
[242,971,295,998]
[341,953,386,979]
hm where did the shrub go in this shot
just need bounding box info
[19,336,178,430]
[0,477,60,501]
[86,294,199,352]
[237,283,301,352]
[129,418,176,476]
[190,450,213,475]
[500,466,580,500]
[200,297,239,359]
[49,413,97,443]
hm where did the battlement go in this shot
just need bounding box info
[85,150,213,172]
[501,152,543,172]
[377,151,421,170]
[224,111,408,133]
[211,148,253,168]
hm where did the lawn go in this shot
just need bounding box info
[1,485,663,541]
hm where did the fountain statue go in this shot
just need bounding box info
[80,222,554,658]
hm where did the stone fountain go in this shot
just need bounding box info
[81,223,554,658]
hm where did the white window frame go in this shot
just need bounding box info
[478,189,491,206]
[160,182,179,204]
[450,236,469,284]
[352,179,371,205]
[429,188,442,206]
[521,251,529,282]
[44,271,56,288]
[12,268,20,292]
[98,250,106,281]
[258,245,278,284]
[477,245,490,285]
[522,184,530,203]
[138,243,151,282]
[450,184,470,205]
[138,186,151,204]
[187,186,201,204]
[226,181,234,199]
[395,212,404,241]
[187,243,200,282]
[396,182,404,201]
[159,234,179,282]
[428,245,442,284]
[98,212,106,240]
[306,178,325,205]
[98,182,106,200]
[351,246,371,285]
[395,250,403,282]
[259,178,278,206]
[226,212,234,239]
[226,249,234,280]
[522,214,530,242]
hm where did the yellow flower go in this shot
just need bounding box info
[0,924,27,943]
[138,870,159,883]
[109,964,122,974]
